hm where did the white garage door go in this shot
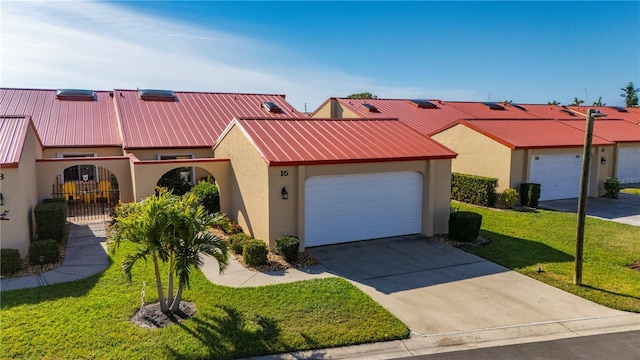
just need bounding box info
[529,153,582,201]
[304,171,422,247]
[617,147,640,184]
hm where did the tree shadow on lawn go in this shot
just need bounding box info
[476,230,574,269]
[166,305,299,359]
[0,262,109,310]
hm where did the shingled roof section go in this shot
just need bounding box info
[224,118,457,166]
[114,90,305,149]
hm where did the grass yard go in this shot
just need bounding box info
[454,202,640,312]
[621,188,640,195]
[0,242,408,360]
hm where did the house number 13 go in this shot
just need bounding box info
[280,170,288,177]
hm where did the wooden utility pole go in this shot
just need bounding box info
[574,109,606,285]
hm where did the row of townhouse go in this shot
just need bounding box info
[1,88,638,256]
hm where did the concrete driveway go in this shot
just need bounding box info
[308,236,637,345]
[539,193,640,226]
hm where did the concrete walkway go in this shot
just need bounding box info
[2,224,638,359]
[0,221,108,291]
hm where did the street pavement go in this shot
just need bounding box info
[539,192,640,226]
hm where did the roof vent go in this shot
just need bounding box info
[55,89,95,101]
[262,101,282,113]
[481,102,505,110]
[138,89,176,101]
[510,103,527,111]
[608,106,628,113]
[409,99,438,109]
[362,103,378,112]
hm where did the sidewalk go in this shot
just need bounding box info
[0,221,108,292]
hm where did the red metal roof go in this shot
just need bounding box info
[560,119,640,143]
[0,88,121,148]
[115,90,305,149]
[0,116,40,167]
[437,120,613,149]
[328,98,472,136]
[515,104,582,120]
[566,105,640,124]
[227,118,457,166]
[442,101,540,119]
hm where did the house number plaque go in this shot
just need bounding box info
[280,170,289,177]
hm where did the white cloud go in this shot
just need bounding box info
[1,0,474,110]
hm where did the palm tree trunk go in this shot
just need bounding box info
[151,251,169,312]
[167,254,174,305]
[169,284,184,312]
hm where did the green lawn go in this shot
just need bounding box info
[454,202,640,312]
[621,188,640,195]
[0,242,408,359]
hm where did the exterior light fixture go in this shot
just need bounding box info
[281,187,288,200]
[600,156,606,165]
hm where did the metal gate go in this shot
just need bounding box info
[51,165,120,221]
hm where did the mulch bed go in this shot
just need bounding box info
[131,301,196,329]
[234,251,320,272]
[434,235,490,249]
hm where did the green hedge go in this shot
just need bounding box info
[228,233,253,255]
[189,179,220,214]
[451,173,498,207]
[1,248,23,275]
[243,239,268,267]
[449,211,482,242]
[29,240,60,265]
[34,201,68,242]
[520,183,541,208]
[275,236,300,262]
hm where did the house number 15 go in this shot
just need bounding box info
[280,170,288,177]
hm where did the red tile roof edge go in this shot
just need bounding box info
[267,155,457,167]
[0,116,42,167]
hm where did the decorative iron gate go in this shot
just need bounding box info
[51,165,120,220]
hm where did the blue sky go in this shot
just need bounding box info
[1,1,638,110]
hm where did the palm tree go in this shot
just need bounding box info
[570,97,585,106]
[547,100,561,106]
[108,189,229,313]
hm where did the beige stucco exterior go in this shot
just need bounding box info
[312,99,360,119]
[215,123,453,250]
[433,123,613,197]
[1,125,42,255]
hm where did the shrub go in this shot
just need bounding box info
[42,198,67,203]
[275,236,300,262]
[499,188,519,209]
[213,213,243,234]
[520,183,541,208]
[243,239,268,267]
[29,240,60,265]
[34,201,67,242]
[189,179,220,214]
[451,173,498,207]
[449,211,482,242]
[228,233,252,255]
[603,177,620,199]
[1,248,23,275]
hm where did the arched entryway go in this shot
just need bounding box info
[156,167,219,209]
[51,165,120,220]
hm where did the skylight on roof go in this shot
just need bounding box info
[55,89,95,101]
[262,101,282,113]
[362,103,378,112]
[608,106,628,113]
[481,102,505,110]
[138,89,176,101]
[409,99,438,109]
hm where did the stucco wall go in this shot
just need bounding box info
[311,100,360,119]
[43,146,124,159]
[1,127,41,255]
[432,124,513,191]
[312,101,333,118]
[213,125,270,242]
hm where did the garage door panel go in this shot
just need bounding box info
[305,172,422,247]
[529,153,581,201]
[617,147,640,184]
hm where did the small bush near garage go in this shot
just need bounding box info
[603,177,620,199]
[34,201,68,243]
[1,248,23,275]
[275,236,300,262]
[449,211,483,242]
[29,240,60,265]
[189,178,220,214]
[243,239,268,267]
[451,173,498,207]
[499,188,519,209]
[229,233,253,255]
[520,183,541,208]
